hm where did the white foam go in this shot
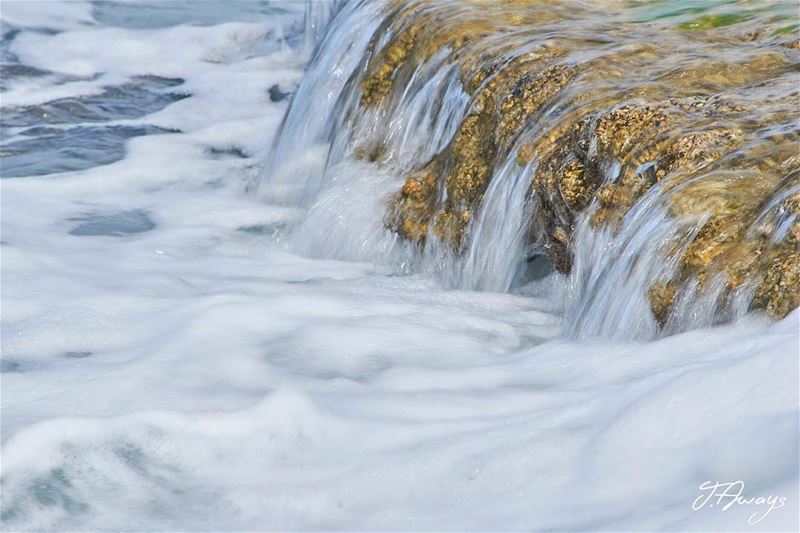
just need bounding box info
[1,2,797,531]
[1,0,94,31]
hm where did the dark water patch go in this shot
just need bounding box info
[0,359,25,373]
[92,0,283,29]
[206,145,249,159]
[1,124,177,177]
[0,64,95,94]
[0,63,52,89]
[1,76,187,129]
[114,443,149,475]
[19,467,90,518]
[285,277,329,285]
[0,358,45,373]
[268,83,292,102]
[0,22,20,63]
[31,468,73,506]
[63,350,93,359]
[68,209,155,237]
[523,254,555,283]
[237,222,285,235]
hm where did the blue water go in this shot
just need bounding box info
[0,1,306,179]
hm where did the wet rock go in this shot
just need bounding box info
[752,247,800,318]
[353,0,800,325]
[268,84,292,102]
[387,160,440,245]
[648,282,677,328]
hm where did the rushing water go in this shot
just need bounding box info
[1,1,798,531]
[261,0,799,339]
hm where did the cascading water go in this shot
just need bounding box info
[301,0,346,59]
[2,1,798,530]
[261,0,800,340]
[259,0,387,206]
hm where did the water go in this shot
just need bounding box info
[1,1,798,530]
[267,0,799,335]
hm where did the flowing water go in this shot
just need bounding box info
[1,1,798,530]
[261,0,800,338]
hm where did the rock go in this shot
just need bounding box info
[268,84,292,102]
[353,0,800,324]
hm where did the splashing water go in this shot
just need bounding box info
[258,0,387,205]
[261,0,800,340]
[1,1,797,530]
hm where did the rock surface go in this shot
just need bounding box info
[353,0,799,324]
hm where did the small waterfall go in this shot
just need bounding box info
[258,0,387,206]
[301,0,346,59]
[258,0,800,339]
[565,191,695,340]
[457,156,538,293]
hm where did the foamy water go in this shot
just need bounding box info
[1,1,798,531]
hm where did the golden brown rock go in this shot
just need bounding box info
[648,282,677,328]
[352,0,800,324]
[751,246,800,318]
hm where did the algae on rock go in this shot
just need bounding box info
[353,0,799,325]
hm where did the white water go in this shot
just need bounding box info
[1,1,798,531]
[260,1,798,340]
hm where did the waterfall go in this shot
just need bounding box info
[258,0,800,339]
[259,0,387,206]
